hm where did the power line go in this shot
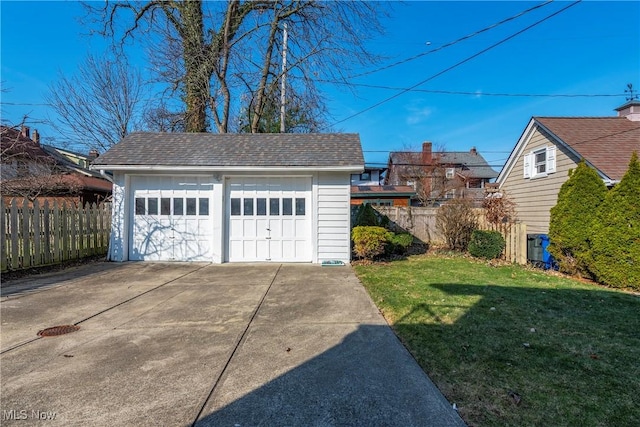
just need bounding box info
[336,84,624,98]
[326,0,582,129]
[347,0,554,80]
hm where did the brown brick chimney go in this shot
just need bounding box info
[20,126,30,139]
[422,141,432,165]
[470,146,477,155]
[32,129,40,144]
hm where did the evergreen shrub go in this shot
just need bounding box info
[388,233,414,255]
[353,203,379,227]
[548,160,607,276]
[351,226,392,260]
[588,152,640,290]
[468,230,505,259]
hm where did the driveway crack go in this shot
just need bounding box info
[190,263,282,427]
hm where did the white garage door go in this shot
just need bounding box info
[227,177,311,262]
[130,176,213,261]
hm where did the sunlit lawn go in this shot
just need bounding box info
[354,254,640,427]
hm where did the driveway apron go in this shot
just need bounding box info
[0,263,464,426]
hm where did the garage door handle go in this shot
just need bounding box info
[265,237,271,240]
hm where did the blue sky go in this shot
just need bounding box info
[2,1,639,171]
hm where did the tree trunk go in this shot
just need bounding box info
[179,0,208,133]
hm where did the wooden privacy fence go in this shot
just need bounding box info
[374,206,528,264]
[1,198,111,272]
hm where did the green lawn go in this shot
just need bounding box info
[354,254,640,427]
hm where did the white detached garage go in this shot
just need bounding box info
[91,133,364,264]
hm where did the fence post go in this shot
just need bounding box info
[517,223,527,265]
[33,199,41,267]
[10,199,20,269]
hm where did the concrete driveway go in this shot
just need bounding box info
[1,262,464,426]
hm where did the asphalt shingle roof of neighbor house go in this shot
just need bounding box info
[92,132,364,168]
[535,116,640,181]
[388,151,499,179]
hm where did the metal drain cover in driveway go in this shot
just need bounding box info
[37,325,80,337]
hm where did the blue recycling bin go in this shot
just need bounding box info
[527,234,557,270]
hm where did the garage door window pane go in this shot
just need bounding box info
[148,198,158,215]
[199,198,209,216]
[244,198,254,216]
[231,198,241,216]
[269,198,280,215]
[257,198,267,215]
[161,198,171,215]
[295,198,305,215]
[283,198,292,215]
[186,198,196,215]
[173,198,184,215]
[135,198,146,215]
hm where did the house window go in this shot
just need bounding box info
[360,172,371,181]
[446,168,455,179]
[135,198,146,215]
[445,189,456,199]
[534,149,546,175]
[174,198,184,215]
[199,198,209,216]
[282,198,293,215]
[257,198,267,216]
[186,198,197,215]
[363,199,393,206]
[161,198,171,215]
[148,198,159,215]
[231,198,241,216]
[524,146,556,179]
[269,198,280,215]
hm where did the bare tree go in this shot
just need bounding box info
[86,1,386,133]
[1,125,81,202]
[46,53,144,152]
[142,101,186,133]
[389,144,464,206]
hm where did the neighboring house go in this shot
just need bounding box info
[1,126,112,205]
[350,166,416,206]
[90,132,364,264]
[496,100,640,234]
[350,167,385,186]
[350,185,416,207]
[385,142,498,205]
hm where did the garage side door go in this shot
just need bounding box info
[130,176,213,261]
[227,177,311,262]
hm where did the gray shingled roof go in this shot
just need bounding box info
[388,150,498,179]
[92,133,364,168]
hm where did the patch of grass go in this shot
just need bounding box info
[354,254,640,427]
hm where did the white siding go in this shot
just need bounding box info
[317,172,351,263]
[108,172,127,261]
[501,126,581,234]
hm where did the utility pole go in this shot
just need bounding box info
[280,22,288,133]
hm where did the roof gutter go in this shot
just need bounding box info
[99,169,114,183]
[90,164,364,173]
